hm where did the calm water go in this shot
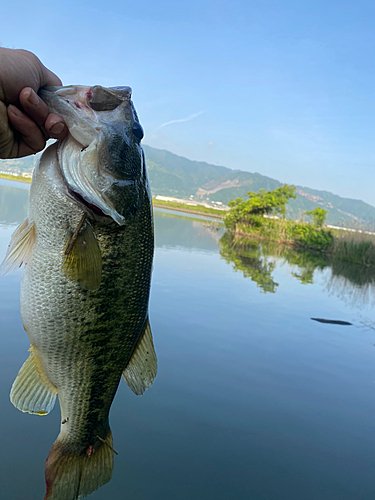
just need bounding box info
[1,181,375,499]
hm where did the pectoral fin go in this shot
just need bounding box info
[0,218,36,274]
[62,219,102,291]
[10,345,57,415]
[123,318,157,396]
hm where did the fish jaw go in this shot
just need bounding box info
[39,85,146,226]
[39,85,132,147]
[39,86,98,146]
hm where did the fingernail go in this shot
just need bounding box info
[50,122,65,135]
[8,105,23,118]
[27,89,39,106]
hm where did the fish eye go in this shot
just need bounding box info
[132,122,144,141]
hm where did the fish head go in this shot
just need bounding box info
[39,85,147,225]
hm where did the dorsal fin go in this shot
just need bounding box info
[0,218,36,275]
[122,318,157,396]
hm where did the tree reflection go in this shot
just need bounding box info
[219,233,278,293]
[219,233,375,305]
[279,246,328,284]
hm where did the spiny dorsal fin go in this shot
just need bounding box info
[0,218,36,275]
[10,345,57,415]
[122,318,157,396]
[62,219,102,291]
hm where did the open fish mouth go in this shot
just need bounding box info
[40,85,142,226]
[39,85,133,148]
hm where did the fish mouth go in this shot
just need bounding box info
[40,85,132,119]
[41,85,141,225]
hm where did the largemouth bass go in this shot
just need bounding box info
[1,85,156,499]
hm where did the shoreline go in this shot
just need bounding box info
[0,173,31,184]
[152,203,224,219]
[0,173,226,220]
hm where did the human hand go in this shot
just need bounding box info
[0,48,68,159]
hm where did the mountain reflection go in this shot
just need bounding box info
[219,233,375,305]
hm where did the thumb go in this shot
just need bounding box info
[41,65,62,88]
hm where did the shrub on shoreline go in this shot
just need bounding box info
[233,218,334,251]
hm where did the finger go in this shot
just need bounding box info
[19,87,49,127]
[19,88,67,140]
[0,101,14,159]
[7,105,46,156]
[45,113,68,140]
[41,65,62,87]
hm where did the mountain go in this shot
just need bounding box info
[1,144,375,230]
[144,145,230,198]
[144,145,375,229]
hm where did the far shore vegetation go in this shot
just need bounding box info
[223,184,375,266]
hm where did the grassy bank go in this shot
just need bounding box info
[152,198,226,219]
[233,218,334,251]
[0,173,31,183]
[329,229,375,267]
[231,217,375,266]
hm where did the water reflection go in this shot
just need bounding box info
[219,233,375,306]
[219,234,278,293]
[154,211,223,252]
[0,183,29,224]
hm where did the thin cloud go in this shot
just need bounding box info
[155,111,205,131]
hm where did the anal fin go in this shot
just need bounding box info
[123,318,157,396]
[10,345,57,415]
[0,218,36,275]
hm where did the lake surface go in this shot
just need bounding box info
[1,181,375,499]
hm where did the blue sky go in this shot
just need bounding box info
[2,0,375,205]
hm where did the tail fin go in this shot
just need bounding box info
[44,430,114,500]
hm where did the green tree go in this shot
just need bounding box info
[304,207,328,228]
[225,184,297,228]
